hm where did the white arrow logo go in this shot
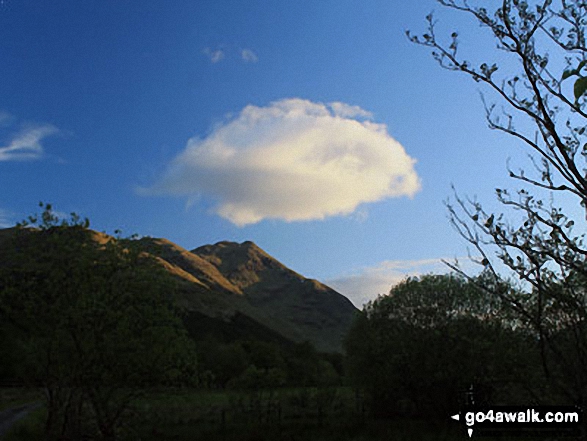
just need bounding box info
[450,413,472,437]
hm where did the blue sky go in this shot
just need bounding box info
[0,0,539,306]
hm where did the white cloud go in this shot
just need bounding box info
[0,111,14,127]
[0,124,59,161]
[0,209,13,228]
[203,46,259,64]
[326,259,453,308]
[241,48,258,63]
[147,98,421,226]
[203,47,225,63]
[329,102,372,119]
[326,258,481,308]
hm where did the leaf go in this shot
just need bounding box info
[485,214,495,228]
[562,69,577,80]
[574,76,587,100]
[563,61,587,81]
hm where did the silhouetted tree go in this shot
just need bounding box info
[409,0,587,404]
[0,203,197,440]
[345,274,535,417]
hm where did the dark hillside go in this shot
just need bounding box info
[0,228,357,353]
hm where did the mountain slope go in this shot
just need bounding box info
[0,228,358,352]
[191,241,357,352]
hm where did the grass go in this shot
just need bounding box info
[131,414,465,441]
[128,387,465,441]
[129,388,574,441]
[0,387,43,412]
[1,405,45,441]
[1,388,576,440]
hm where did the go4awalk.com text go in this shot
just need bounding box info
[450,406,582,438]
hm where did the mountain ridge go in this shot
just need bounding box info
[0,228,357,352]
[158,237,358,352]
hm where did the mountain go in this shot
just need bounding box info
[0,228,357,353]
[192,240,357,351]
[139,237,358,352]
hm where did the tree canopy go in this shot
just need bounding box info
[345,274,536,417]
[0,203,197,440]
[409,0,587,405]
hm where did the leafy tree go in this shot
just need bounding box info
[197,339,249,388]
[0,320,24,385]
[246,340,286,373]
[409,0,587,404]
[229,365,286,420]
[0,203,197,440]
[285,341,321,386]
[345,274,535,417]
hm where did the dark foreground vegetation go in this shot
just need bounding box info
[0,205,357,440]
[5,0,587,439]
[2,386,466,441]
[0,205,583,440]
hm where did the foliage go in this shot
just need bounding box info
[409,0,587,404]
[0,203,197,440]
[190,328,342,389]
[2,405,46,441]
[345,274,536,417]
[197,340,249,388]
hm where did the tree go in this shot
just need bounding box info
[197,339,249,388]
[0,203,197,440]
[409,0,587,405]
[345,274,536,417]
